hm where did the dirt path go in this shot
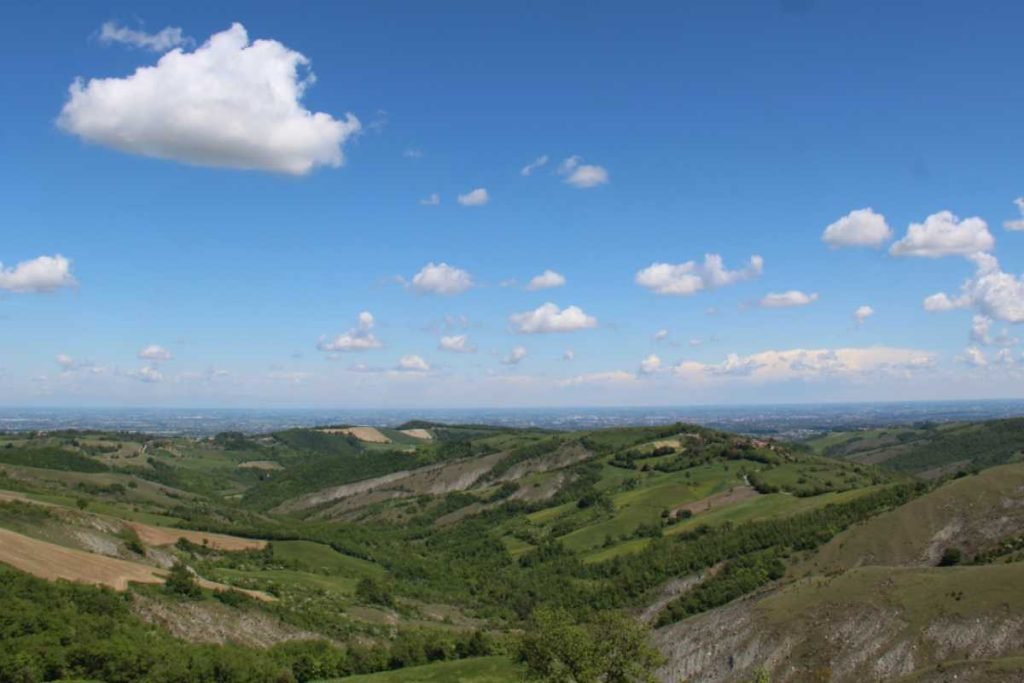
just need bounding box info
[129,523,267,551]
[672,484,759,518]
[0,490,52,506]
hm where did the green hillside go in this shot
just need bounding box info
[806,417,1024,476]
[1,419,1023,682]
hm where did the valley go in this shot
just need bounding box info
[0,418,1022,681]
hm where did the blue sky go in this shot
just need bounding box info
[2,0,1024,408]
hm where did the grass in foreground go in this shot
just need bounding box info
[319,656,521,682]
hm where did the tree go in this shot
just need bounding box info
[590,610,665,683]
[165,560,201,598]
[749,668,771,683]
[519,607,664,683]
[938,547,963,566]
[355,576,394,607]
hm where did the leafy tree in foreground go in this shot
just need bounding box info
[518,607,664,683]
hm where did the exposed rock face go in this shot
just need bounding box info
[652,566,1024,683]
[278,442,595,519]
[131,594,320,648]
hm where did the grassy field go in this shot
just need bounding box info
[797,463,1024,573]
[582,486,882,563]
[272,540,386,577]
[320,657,522,682]
[761,562,1024,627]
[549,461,748,552]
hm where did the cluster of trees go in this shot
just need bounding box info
[885,418,1024,473]
[655,550,785,625]
[588,482,925,611]
[518,607,663,682]
[0,446,108,473]
[971,535,1024,565]
[0,566,498,683]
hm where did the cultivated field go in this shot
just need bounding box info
[0,526,163,590]
[129,522,267,551]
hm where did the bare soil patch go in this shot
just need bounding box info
[0,526,163,590]
[236,460,284,471]
[129,522,267,551]
[673,484,759,518]
[319,427,391,443]
[400,428,433,440]
[0,527,274,601]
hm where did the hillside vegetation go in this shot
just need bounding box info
[805,418,1024,476]
[0,418,1022,682]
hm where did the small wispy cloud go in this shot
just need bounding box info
[457,188,489,206]
[521,155,549,176]
[558,156,609,188]
[99,21,191,52]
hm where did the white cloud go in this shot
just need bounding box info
[132,366,163,383]
[994,348,1017,366]
[636,254,763,296]
[654,329,669,342]
[854,305,875,325]
[403,148,423,159]
[639,354,662,374]
[959,346,987,367]
[923,292,965,312]
[509,302,597,333]
[318,311,383,352]
[889,211,994,258]
[924,252,1024,323]
[396,355,430,372]
[526,269,566,291]
[0,255,77,293]
[559,371,636,387]
[822,208,892,248]
[993,328,1020,348]
[558,156,609,188]
[59,23,360,175]
[1005,198,1024,231]
[503,346,528,365]
[562,349,575,361]
[521,155,549,176]
[971,315,992,345]
[419,193,440,206]
[410,262,474,295]
[759,290,818,308]
[439,334,475,353]
[56,354,76,370]
[99,21,190,52]
[457,188,489,206]
[674,346,935,382]
[138,344,173,361]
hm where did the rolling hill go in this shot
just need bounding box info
[0,418,1022,681]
